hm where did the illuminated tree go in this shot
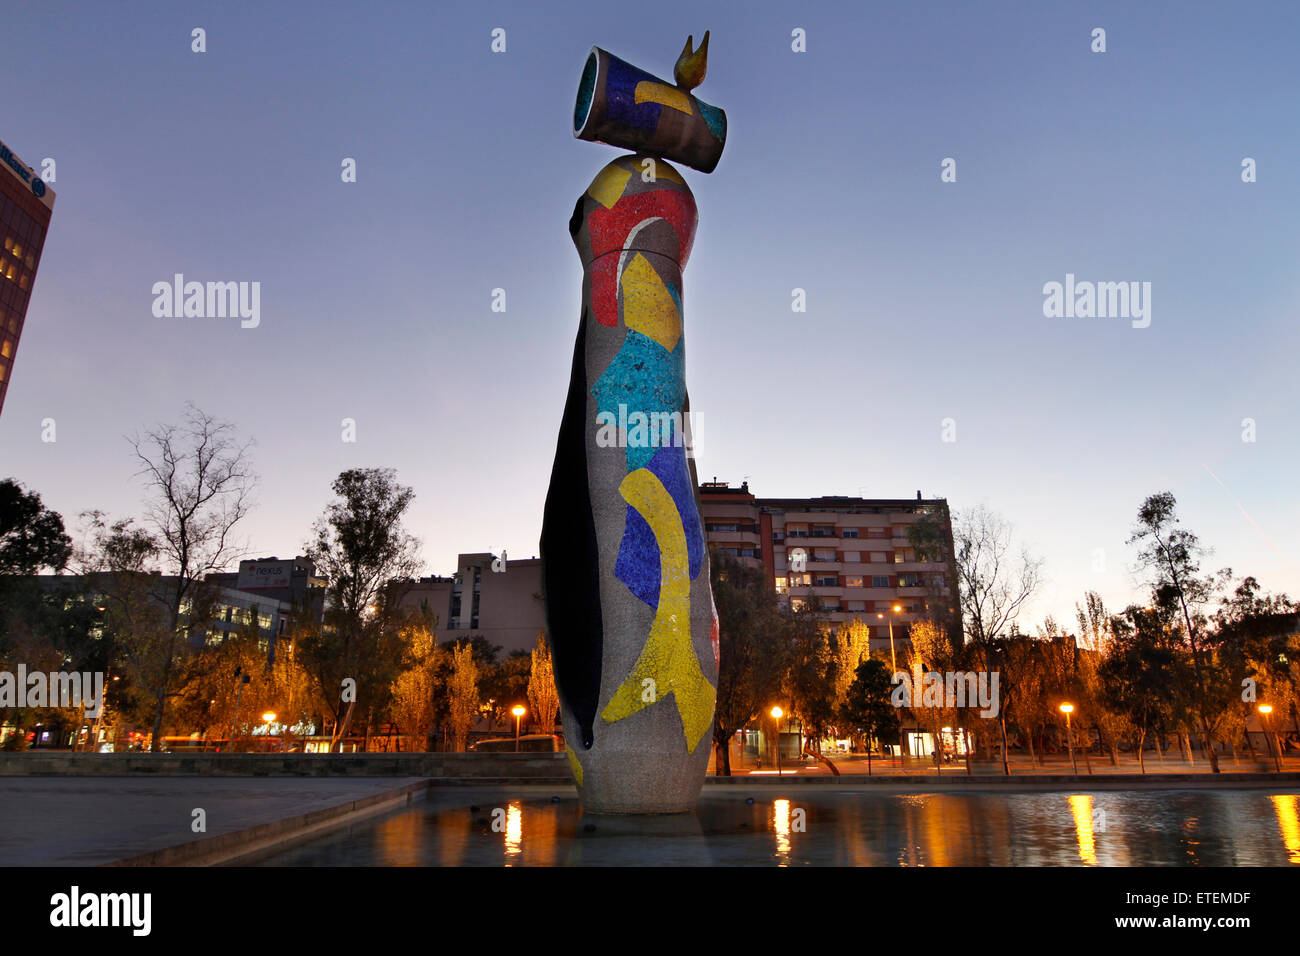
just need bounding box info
[527,633,560,736]
[446,640,480,753]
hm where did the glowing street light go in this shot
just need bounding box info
[876,603,904,674]
[261,711,277,754]
[1059,703,1077,775]
[770,706,784,777]
[512,704,526,752]
[1259,704,1281,772]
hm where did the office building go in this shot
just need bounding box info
[0,136,55,418]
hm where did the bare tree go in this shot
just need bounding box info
[953,504,1043,773]
[128,404,256,750]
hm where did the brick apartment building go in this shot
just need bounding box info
[699,481,959,662]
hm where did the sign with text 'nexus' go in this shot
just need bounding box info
[237,560,292,590]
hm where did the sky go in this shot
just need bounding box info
[1,0,1297,633]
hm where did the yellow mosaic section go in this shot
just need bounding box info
[620,252,682,351]
[633,80,694,115]
[587,163,633,209]
[566,747,584,787]
[600,468,715,752]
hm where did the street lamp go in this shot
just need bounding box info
[877,604,903,674]
[512,705,526,752]
[261,712,277,754]
[770,706,784,777]
[1259,704,1281,772]
[1059,703,1077,774]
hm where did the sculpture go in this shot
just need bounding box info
[540,35,727,813]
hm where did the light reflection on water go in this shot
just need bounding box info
[253,788,1300,867]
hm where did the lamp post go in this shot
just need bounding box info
[1060,703,1077,774]
[512,705,526,752]
[877,604,903,675]
[1259,704,1281,772]
[770,706,784,777]
[261,712,277,753]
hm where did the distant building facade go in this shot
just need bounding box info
[699,481,959,660]
[396,552,545,656]
[0,135,56,418]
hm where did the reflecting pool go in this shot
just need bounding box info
[249,786,1300,867]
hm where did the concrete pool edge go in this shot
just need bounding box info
[104,780,433,867]
[701,772,1300,790]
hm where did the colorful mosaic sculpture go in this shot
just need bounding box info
[540,36,726,813]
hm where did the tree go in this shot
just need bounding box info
[710,548,792,775]
[953,505,1043,773]
[1099,606,1178,773]
[128,404,256,750]
[388,612,445,752]
[0,478,72,576]
[783,601,836,756]
[0,478,75,663]
[839,658,899,774]
[832,618,872,717]
[1214,576,1299,755]
[446,640,480,752]
[75,513,182,750]
[907,617,967,769]
[1129,492,1232,772]
[527,633,560,736]
[302,467,422,750]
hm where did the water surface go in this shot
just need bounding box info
[251,787,1300,866]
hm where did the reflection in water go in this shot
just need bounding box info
[1068,794,1097,865]
[504,801,523,864]
[773,798,791,865]
[1271,794,1300,864]
[252,786,1300,867]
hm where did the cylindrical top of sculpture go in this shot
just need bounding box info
[574,46,727,174]
[541,34,725,814]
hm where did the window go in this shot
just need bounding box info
[1,339,11,359]
[843,551,860,563]
[814,574,837,587]
[841,528,859,538]
[774,576,787,593]
[872,576,890,588]
[870,552,887,563]
[898,573,920,588]
[866,528,888,538]
[813,549,835,562]
[845,576,864,588]
[894,550,913,564]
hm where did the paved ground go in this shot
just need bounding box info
[0,777,425,866]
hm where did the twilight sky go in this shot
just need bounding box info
[2,0,1297,632]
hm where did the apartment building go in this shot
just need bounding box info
[700,481,958,660]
